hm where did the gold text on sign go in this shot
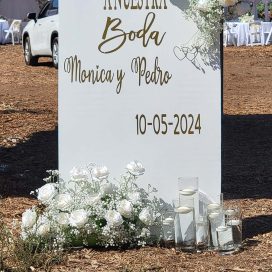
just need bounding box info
[63,55,125,94]
[135,114,202,135]
[98,12,166,54]
[103,0,168,10]
[131,56,172,86]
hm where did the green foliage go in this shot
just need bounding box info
[0,213,66,271]
[256,2,272,19]
[0,214,12,271]
[12,238,66,272]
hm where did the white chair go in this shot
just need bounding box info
[248,22,262,46]
[265,27,272,45]
[261,22,272,45]
[4,19,22,45]
[224,23,238,47]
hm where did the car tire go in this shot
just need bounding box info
[24,37,38,66]
[52,37,58,69]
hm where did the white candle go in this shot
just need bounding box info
[179,188,197,196]
[207,203,221,211]
[225,209,236,216]
[216,226,233,246]
[163,217,174,225]
[208,211,221,219]
[227,219,241,226]
[164,217,174,223]
[175,206,193,214]
[216,226,228,232]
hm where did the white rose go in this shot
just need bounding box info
[127,192,141,204]
[22,209,37,229]
[139,208,154,226]
[21,231,28,240]
[37,222,50,236]
[197,0,209,11]
[117,200,133,218]
[56,212,70,227]
[219,0,237,7]
[126,161,145,176]
[35,216,51,236]
[100,183,116,196]
[55,193,73,211]
[141,228,151,237]
[69,209,88,228]
[91,166,109,182]
[37,183,57,204]
[70,167,88,182]
[105,210,123,227]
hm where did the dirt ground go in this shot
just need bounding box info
[0,45,271,271]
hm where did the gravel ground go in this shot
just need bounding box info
[0,45,271,271]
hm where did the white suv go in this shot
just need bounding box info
[22,0,59,68]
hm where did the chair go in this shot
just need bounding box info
[265,27,272,45]
[248,22,262,46]
[224,23,238,47]
[4,19,22,45]
[261,22,272,45]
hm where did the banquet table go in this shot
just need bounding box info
[225,21,272,46]
[225,22,250,46]
[0,19,9,44]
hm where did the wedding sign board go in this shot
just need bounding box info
[59,0,222,203]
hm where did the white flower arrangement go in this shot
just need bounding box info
[176,0,240,69]
[21,161,163,249]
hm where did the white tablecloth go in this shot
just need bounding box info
[225,21,272,46]
[261,22,272,32]
[0,20,9,44]
[225,22,249,46]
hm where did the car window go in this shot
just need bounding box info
[52,0,58,9]
[38,0,58,18]
[47,0,58,16]
[38,2,50,19]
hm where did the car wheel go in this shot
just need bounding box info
[52,37,58,69]
[24,37,38,66]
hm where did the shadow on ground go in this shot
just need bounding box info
[0,115,271,200]
[0,128,58,197]
[243,214,272,239]
[35,61,54,67]
[222,114,272,200]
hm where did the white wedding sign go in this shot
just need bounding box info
[59,0,221,203]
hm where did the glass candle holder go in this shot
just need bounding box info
[196,215,208,252]
[178,177,199,219]
[210,193,224,206]
[173,196,196,252]
[207,197,224,250]
[224,204,242,251]
[216,224,235,255]
[178,177,199,196]
[161,211,175,248]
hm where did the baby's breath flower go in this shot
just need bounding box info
[21,161,162,248]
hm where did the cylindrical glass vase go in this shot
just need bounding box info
[173,196,196,252]
[224,203,242,251]
[196,215,208,252]
[161,211,175,248]
[178,177,199,219]
[207,201,224,250]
